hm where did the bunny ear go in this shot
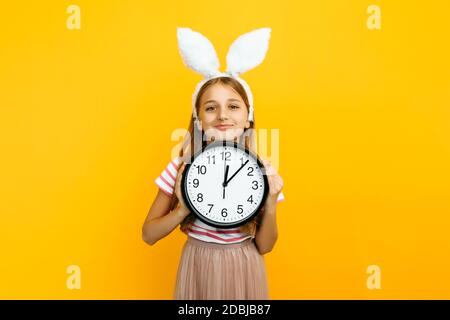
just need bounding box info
[226,28,271,76]
[177,27,221,78]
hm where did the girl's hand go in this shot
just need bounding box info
[174,163,190,217]
[261,158,284,206]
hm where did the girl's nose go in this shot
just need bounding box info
[218,107,229,120]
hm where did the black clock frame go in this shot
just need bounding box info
[181,140,269,229]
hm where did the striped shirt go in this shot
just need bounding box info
[155,157,285,244]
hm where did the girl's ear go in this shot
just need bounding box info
[245,120,250,129]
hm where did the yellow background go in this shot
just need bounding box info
[1,0,449,299]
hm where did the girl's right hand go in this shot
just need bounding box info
[174,162,190,217]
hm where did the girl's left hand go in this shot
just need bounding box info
[261,158,284,205]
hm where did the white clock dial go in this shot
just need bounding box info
[182,141,268,228]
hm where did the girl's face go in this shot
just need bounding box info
[197,84,250,142]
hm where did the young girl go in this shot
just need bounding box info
[142,27,284,300]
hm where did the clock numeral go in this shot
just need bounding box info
[252,181,258,190]
[221,208,228,217]
[193,179,199,188]
[207,155,215,164]
[247,195,254,204]
[207,204,214,213]
[237,205,243,214]
[197,193,203,202]
[247,166,254,176]
[221,151,231,161]
[197,165,207,175]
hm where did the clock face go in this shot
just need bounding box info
[181,141,269,229]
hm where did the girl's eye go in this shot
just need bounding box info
[230,105,239,109]
[205,106,216,111]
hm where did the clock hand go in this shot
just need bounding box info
[225,159,249,185]
[222,164,229,199]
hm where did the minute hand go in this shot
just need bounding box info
[225,159,249,185]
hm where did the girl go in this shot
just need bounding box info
[142,27,284,300]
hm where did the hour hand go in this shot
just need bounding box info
[223,165,229,187]
[222,165,229,199]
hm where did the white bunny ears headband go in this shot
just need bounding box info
[176,27,272,123]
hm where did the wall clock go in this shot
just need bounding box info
[181,141,269,228]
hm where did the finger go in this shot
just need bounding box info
[274,180,283,192]
[268,176,276,193]
[177,163,186,177]
[261,159,273,176]
[269,180,281,195]
[266,166,276,176]
[262,159,275,172]
[276,176,284,189]
[278,175,284,187]
[175,163,186,187]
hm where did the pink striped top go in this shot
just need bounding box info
[155,157,285,244]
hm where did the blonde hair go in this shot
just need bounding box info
[170,76,265,237]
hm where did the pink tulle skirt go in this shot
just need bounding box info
[173,236,269,300]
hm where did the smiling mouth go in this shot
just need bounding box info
[214,125,233,131]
